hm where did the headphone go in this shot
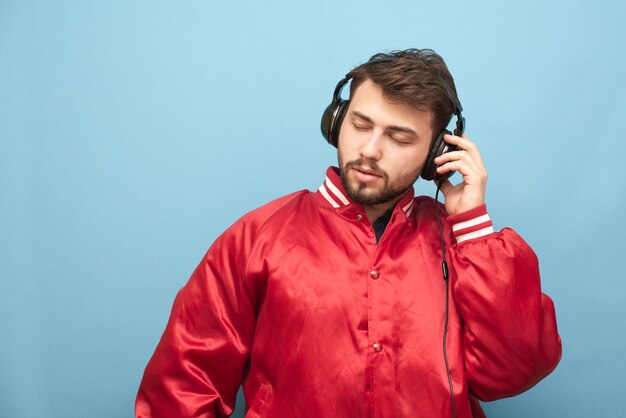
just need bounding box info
[320,55,466,181]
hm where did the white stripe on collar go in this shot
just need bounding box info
[318,171,415,215]
[318,184,340,208]
[324,176,350,205]
[403,200,414,216]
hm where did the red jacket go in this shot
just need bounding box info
[136,167,561,418]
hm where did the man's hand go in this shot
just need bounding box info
[434,134,488,216]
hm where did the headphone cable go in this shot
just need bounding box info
[435,183,457,418]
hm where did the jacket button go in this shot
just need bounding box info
[370,270,379,280]
[356,214,363,221]
[372,342,382,352]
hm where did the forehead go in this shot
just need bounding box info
[350,79,434,135]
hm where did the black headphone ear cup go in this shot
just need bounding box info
[320,99,349,148]
[330,100,349,147]
[421,129,454,181]
[320,103,336,144]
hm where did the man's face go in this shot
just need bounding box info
[338,79,434,206]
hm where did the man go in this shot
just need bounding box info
[136,49,561,418]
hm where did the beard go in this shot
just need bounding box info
[338,154,420,206]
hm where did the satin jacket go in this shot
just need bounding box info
[136,167,561,418]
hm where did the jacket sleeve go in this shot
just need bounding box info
[447,204,562,401]
[135,192,304,417]
[135,220,257,418]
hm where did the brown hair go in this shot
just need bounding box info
[348,48,458,134]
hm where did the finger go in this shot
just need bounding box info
[436,155,483,178]
[434,150,481,173]
[436,160,468,174]
[443,133,474,151]
[443,134,485,167]
[442,133,466,145]
[437,161,486,185]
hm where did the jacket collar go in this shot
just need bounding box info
[315,166,415,218]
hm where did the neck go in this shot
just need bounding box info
[364,197,401,224]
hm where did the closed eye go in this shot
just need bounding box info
[388,133,414,145]
[353,122,370,131]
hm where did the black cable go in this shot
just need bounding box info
[434,183,457,418]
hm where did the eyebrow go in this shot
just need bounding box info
[351,111,419,137]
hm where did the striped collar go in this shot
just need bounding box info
[315,167,415,218]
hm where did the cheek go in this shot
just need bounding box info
[393,147,427,170]
[337,136,358,161]
[392,153,427,182]
[414,145,431,169]
[337,143,354,169]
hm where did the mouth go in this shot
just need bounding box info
[353,166,381,176]
[351,165,383,183]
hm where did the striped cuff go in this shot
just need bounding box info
[448,204,495,244]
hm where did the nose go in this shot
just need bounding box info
[360,130,383,161]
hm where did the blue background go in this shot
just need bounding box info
[1,1,625,417]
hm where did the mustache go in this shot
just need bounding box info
[344,159,386,178]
